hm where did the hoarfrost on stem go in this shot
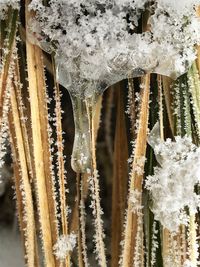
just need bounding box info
[129,189,143,214]
[53,233,77,261]
[146,135,200,232]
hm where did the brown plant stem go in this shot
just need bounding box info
[52,56,70,267]
[121,74,150,267]
[26,2,58,265]
[111,84,128,267]
[9,82,39,267]
[86,100,107,267]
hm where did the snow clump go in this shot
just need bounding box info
[146,136,200,232]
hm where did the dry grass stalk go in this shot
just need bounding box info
[188,63,200,138]
[162,76,175,135]
[52,58,70,266]
[70,173,89,266]
[9,81,39,266]
[85,100,107,267]
[104,88,114,162]
[77,173,85,267]
[127,77,136,137]
[189,214,198,265]
[158,75,164,140]
[111,84,128,267]
[13,57,35,183]
[196,6,200,74]
[0,10,18,126]
[180,225,187,264]
[26,2,59,265]
[121,74,150,267]
[26,43,56,266]
[158,75,171,265]
[79,175,90,267]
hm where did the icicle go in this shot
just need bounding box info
[55,53,147,173]
[70,95,93,173]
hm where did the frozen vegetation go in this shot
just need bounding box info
[0,1,200,266]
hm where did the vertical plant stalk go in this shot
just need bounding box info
[86,100,107,267]
[52,58,70,266]
[111,84,128,267]
[26,2,58,266]
[77,173,86,267]
[196,6,200,74]
[9,83,38,267]
[173,73,197,265]
[13,56,40,265]
[0,9,18,124]
[188,63,200,139]
[121,74,150,267]
[189,214,198,265]
[104,88,114,163]
[158,75,171,265]
[162,76,175,135]
[180,225,187,264]
[13,56,35,184]
[79,176,90,267]
[127,77,136,137]
[158,75,164,140]
[184,76,198,266]
[0,19,6,52]
[75,95,102,265]
[182,76,192,136]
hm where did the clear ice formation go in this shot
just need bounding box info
[56,54,146,172]
[27,0,200,173]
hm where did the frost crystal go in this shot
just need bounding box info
[183,259,196,267]
[133,156,146,175]
[28,0,200,97]
[146,136,200,232]
[53,233,76,260]
[129,189,143,214]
